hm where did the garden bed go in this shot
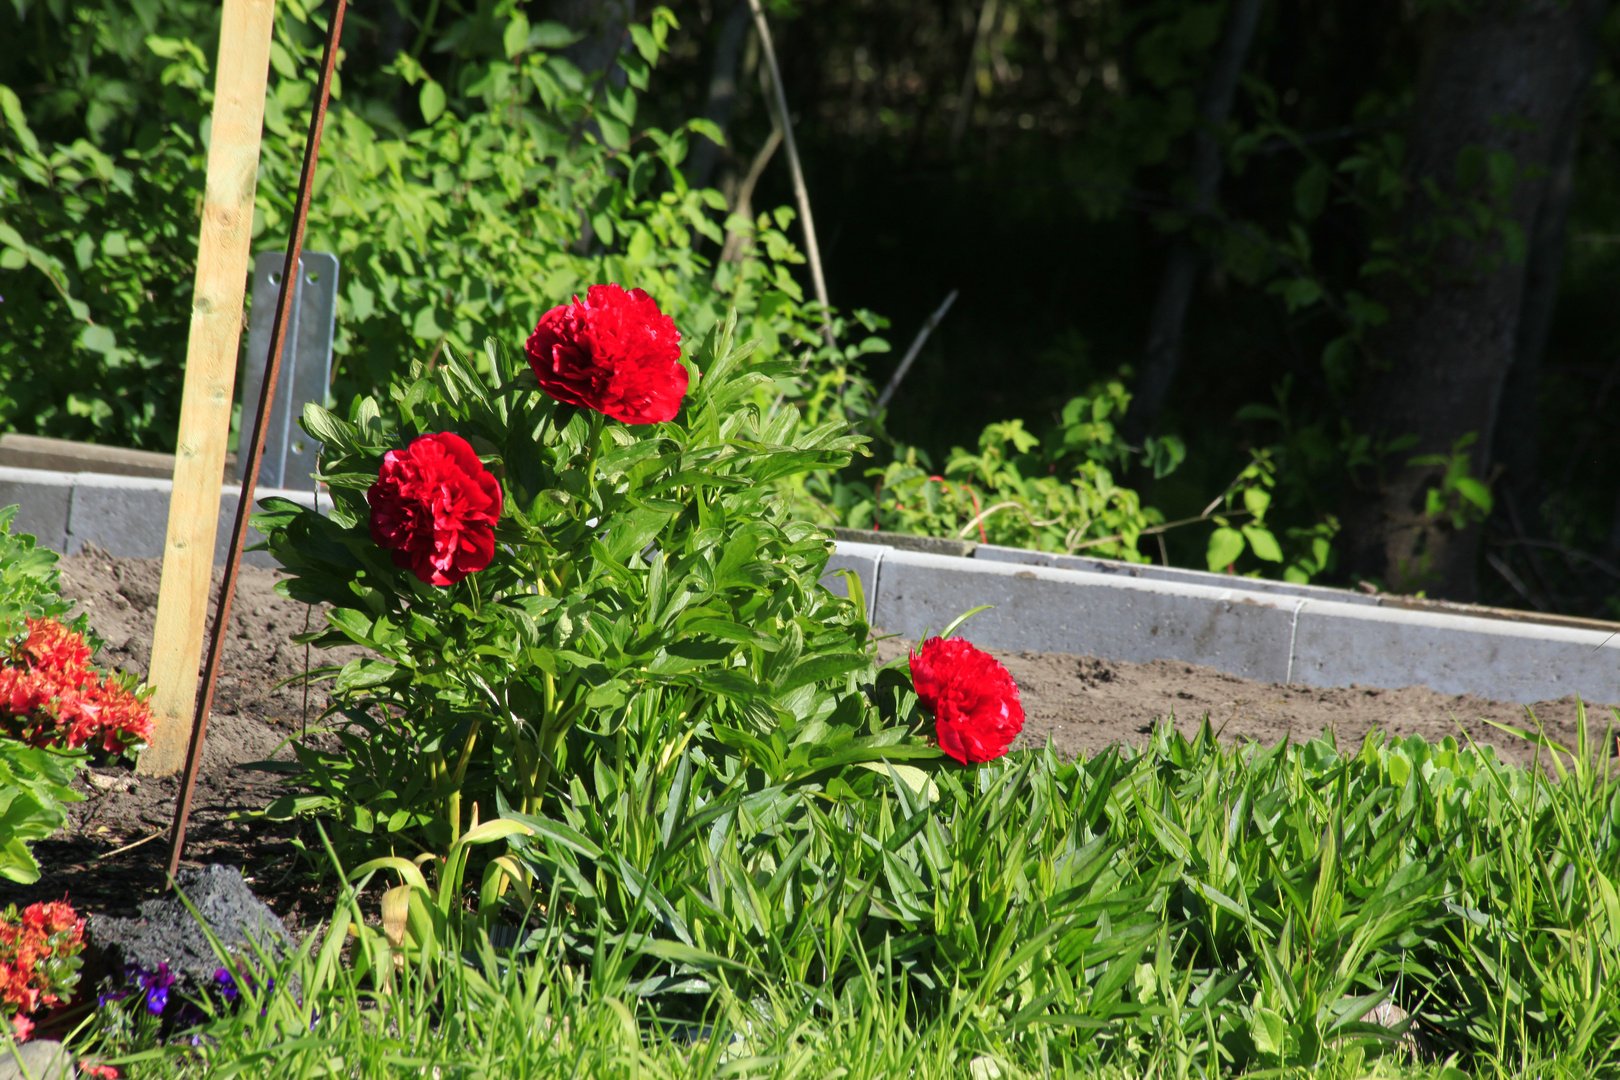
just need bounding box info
[0,546,360,929]
[876,637,1613,765]
[4,547,1606,928]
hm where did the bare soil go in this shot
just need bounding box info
[5,549,1612,926]
[0,547,359,928]
[875,637,1617,765]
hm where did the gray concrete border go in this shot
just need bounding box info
[823,539,1620,704]
[0,466,323,568]
[2,469,1612,702]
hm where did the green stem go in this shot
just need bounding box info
[408,0,442,61]
[510,725,539,810]
[447,718,481,846]
[452,719,481,787]
[526,673,561,815]
[429,748,455,846]
[614,724,627,796]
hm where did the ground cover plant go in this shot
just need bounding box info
[71,713,1620,1078]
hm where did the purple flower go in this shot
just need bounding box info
[128,963,177,1017]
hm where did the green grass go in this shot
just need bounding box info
[73,708,1620,1078]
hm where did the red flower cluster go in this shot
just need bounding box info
[909,637,1025,764]
[524,284,687,424]
[0,620,151,754]
[0,900,84,1038]
[368,432,503,586]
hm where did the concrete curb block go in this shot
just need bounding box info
[0,466,324,568]
[1,466,1610,703]
[823,541,1620,704]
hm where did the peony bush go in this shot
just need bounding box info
[256,290,1036,999]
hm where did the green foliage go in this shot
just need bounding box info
[0,738,82,885]
[804,377,1184,562]
[1408,432,1494,530]
[259,318,917,872]
[0,0,877,450]
[0,504,79,643]
[1201,450,1300,575]
[89,711,1620,1076]
[0,78,201,445]
[253,3,852,410]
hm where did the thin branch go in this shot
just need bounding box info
[409,0,443,61]
[744,0,833,345]
[949,0,998,153]
[95,829,165,860]
[955,499,1060,538]
[1063,508,1257,555]
[1496,537,1620,583]
[874,289,959,412]
[719,127,783,264]
[1485,550,1550,612]
[1242,118,1394,158]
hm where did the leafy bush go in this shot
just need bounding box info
[796,379,1174,560]
[801,376,1331,579]
[0,2,883,450]
[0,75,203,446]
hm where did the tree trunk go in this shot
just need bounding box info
[1122,0,1265,446]
[684,0,752,190]
[550,0,635,85]
[1341,0,1603,600]
[1489,0,1606,539]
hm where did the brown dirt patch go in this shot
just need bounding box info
[0,547,359,928]
[875,637,1618,768]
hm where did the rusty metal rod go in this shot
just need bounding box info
[166,0,348,881]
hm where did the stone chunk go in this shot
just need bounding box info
[0,1039,71,1080]
[85,865,291,999]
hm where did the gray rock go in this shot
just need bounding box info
[0,1039,71,1080]
[86,865,290,999]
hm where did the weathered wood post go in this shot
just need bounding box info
[138,0,278,778]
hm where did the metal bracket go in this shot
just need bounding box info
[239,250,339,488]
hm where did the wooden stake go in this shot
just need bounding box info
[165,0,347,877]
[138,0,277,777]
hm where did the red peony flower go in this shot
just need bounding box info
[524,284,687,424]
[908,637,1024,764]
[367,432,503,587]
